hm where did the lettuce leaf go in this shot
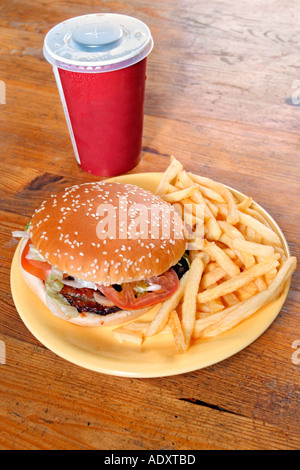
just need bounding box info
[45,276,79,318]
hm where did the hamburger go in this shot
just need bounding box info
[15,182,189,326]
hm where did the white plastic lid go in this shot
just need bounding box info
[43,13,153,73]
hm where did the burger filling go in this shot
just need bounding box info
[60,284,121,316]
[18,234,190,318]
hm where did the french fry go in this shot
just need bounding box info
[202,240,240,278]
[223,247,237,259]
[180,207,204,235]
[265,268,278,285]
[232,238,275,258]
[193,309,230,338]
[208,299,225,313]
[175,169,194,188]
[238,210,281,246]
[197,257,279,303]
[216,203,228,218]
[254,276,268,292]
[189,172,239,224]
[205,199,219,217]
[197,185,225,203]
[197,303,211,314]
[236,281,258,301]
[181,255,205,347]
[145,270,189,337]
[219,233,255,269]
[179,197,199,215]
[201,265,227,289]
[204,261,219,272]
[155,155,183,195]
[120,320,171,335]
[218,220,255,268]
[205,217,222,241]
[112,319,174,345]
[160,185,199,203]
[165,183,178,193]
[222,292,240,307]
[237,223,248,238]
[218,220,244,240]
[189,251,209,265]
[237,196,253,211]
[245,206,272,229]
[112,327,145,346]
[168,310,186,353]
[274,246,287,265]
[201,257,296,338]
[197,311,212,319]
[246,226,263,244]
[187,237,205,251]
[191,190,222,240]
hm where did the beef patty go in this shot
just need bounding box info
[61,285,121,316]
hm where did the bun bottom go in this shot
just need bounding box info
[18,239,151,327]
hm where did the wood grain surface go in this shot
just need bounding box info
[0,0,299,450]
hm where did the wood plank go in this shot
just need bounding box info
[0,336,299,450]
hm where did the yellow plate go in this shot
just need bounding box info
[10,173,291,377]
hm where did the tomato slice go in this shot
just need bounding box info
[98,268,179,310]
[21,239,52,281]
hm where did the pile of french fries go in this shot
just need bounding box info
[112,156,296,353]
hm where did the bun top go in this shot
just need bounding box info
[29,182,186,285]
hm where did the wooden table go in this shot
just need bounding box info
[0,0,299,451]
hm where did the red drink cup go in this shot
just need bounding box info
[43,14,153,176]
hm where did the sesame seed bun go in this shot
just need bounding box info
[28,182,186,285]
